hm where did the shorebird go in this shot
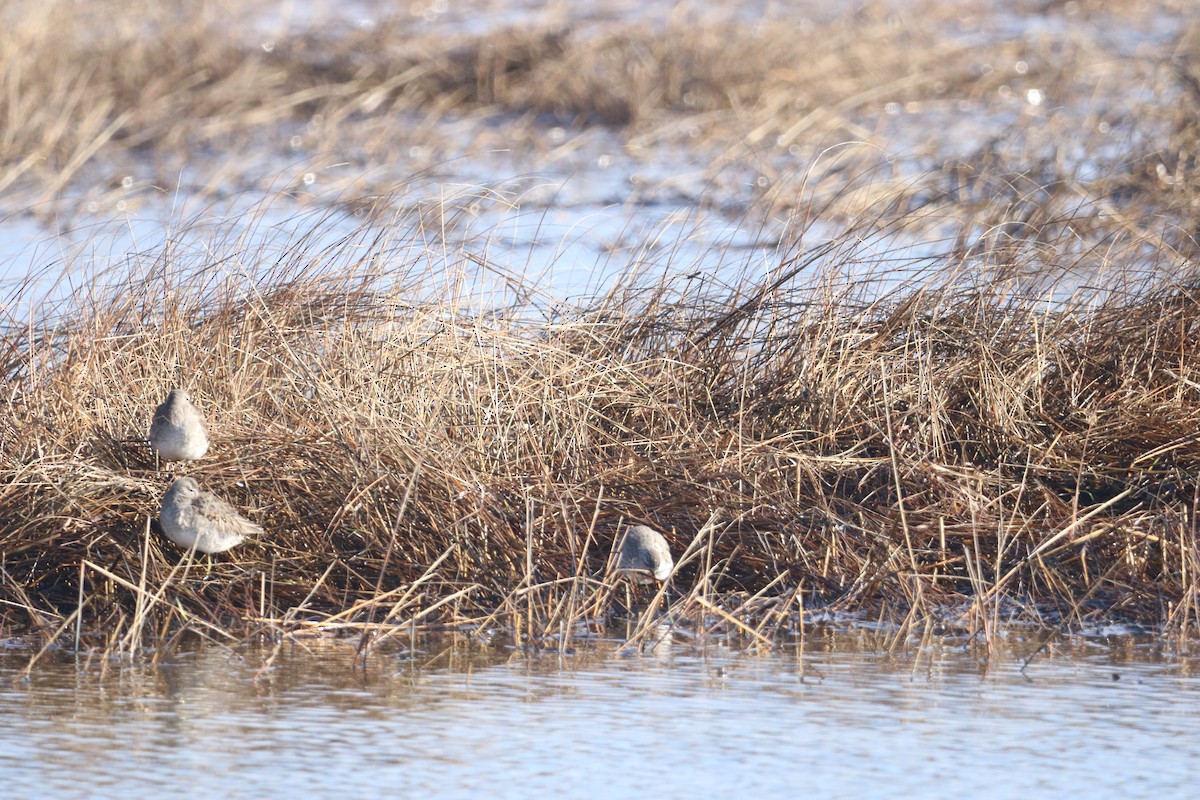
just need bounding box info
[158,477,263,554]
[616,524,674,583]
[149,388,210,462]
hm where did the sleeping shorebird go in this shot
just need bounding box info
[149,388,210,463]
[158,477,263,554]
[616,524,674,584]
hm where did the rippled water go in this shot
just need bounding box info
[2,628,1198,798]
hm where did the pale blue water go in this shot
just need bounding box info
[1,631,1196,799]
[9,0,1184,309]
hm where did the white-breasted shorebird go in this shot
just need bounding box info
[616,524,674,583]
[149,388,210,462]
[158,477,263,554]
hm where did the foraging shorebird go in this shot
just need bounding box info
[616,524,674,583]
[149,388,210,462]
[158,477,263,554]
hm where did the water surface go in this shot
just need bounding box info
[2,628,1196,798]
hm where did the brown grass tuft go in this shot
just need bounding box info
[4,0,1200,653]
[3,199,1200,651]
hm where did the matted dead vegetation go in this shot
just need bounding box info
[3,0,1199,234]
[2,200,1200,654]
[3,0,1200,653]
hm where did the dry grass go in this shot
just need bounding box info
[2,197,1200,653]
[3,0,1200,653]
[2,0,1197,230]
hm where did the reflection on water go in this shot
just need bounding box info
[2,628,1199,798]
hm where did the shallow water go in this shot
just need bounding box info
[2,628,1198,798]
[2,1,1191,307]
